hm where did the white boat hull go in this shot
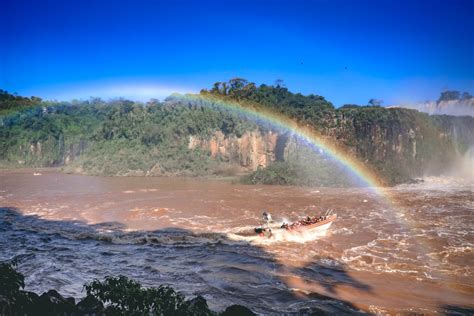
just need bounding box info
[286,214,337,236]
[306,220,333,235]
[252,214,337,239]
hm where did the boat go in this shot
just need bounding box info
[283,213,337,233]
[254,210,337,238]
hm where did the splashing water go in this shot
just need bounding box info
[0,169,472,314]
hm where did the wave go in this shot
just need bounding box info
[395,176,473,191]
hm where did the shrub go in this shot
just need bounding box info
[84,275,214,315]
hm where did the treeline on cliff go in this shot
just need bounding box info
[201,79,473,184]
[1,80,472,185]
[0,93,260,177]
[0,90,44,116]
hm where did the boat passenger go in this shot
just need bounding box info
[262,211,272,225]
[265,228,273,238]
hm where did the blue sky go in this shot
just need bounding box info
[2,0,473,106]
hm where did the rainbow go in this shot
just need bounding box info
[176,93,455,281]
[175,93,394,201]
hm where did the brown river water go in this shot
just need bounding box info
[0,169,472,314]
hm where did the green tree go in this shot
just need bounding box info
[84,275,214,315]
[461,91,473,100]
[438,90,461,101]
[368,99,383,107]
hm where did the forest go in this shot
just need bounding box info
[1,79,472,185]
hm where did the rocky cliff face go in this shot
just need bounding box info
[188,130,282,170]
[321,108,473,182]
[13,139,87,167]
[186,107,474,183]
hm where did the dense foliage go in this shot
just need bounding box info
[0,262,25,302]
[240,145,358,187]
[0,92,257,177]
[201,78,335,128]
[84,275,213,315]
[438,90,473,102]
[1,81,472,185]
[0,90,43,115]
[0,262,40,315]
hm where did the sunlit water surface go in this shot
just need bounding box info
[0,169,472,314]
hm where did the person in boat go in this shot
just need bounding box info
[262,211,272,226]
[263,227,272,238]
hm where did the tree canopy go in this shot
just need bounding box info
[438,90,473,102]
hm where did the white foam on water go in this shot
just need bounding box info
[332,227,354,236]
[227,226,330,245]
[395,176,474,191]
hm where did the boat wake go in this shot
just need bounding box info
[228,228,330,243]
